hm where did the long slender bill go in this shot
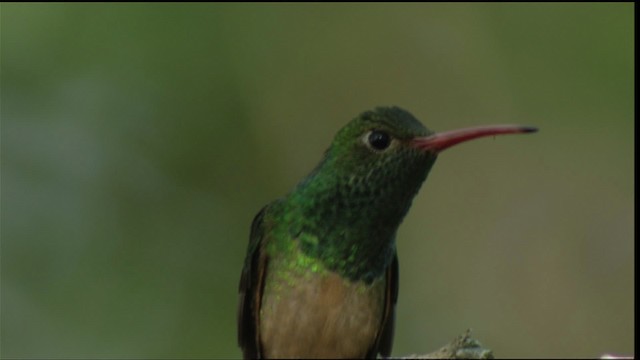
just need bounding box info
[412,125,538,153]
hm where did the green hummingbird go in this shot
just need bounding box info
[238,106,536,359]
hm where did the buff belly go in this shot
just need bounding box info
[259,268,386,358]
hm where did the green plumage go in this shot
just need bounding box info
[239,107,435,358]
[237,106,536,358]
[276,107,436,282]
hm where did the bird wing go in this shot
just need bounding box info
[237,205,269,359]
[371,252,399,358]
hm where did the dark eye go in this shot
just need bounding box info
[368,130,391,150]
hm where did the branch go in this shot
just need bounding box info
[386,329,493,359]
[386,329,634,359]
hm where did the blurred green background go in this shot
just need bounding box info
[1,3,633,359]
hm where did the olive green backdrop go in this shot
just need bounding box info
[1,3,633,359]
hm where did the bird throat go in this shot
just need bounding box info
[283,152,436,283]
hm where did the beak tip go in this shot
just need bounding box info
[522,126,539,133]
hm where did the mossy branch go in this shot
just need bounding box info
[385,329,633,359]
[385,329,493,359]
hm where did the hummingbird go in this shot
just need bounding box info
[238,106,536,359]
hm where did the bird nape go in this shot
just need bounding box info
[238,106,537,359]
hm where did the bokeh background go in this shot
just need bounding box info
[1,3,633,359]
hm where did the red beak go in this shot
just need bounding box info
[412,125,537,153]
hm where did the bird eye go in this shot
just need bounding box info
[367,130,392,151]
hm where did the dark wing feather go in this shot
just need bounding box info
[237,205,269,359]
[370,252,399,358]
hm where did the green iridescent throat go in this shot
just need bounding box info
[275,108,438,283]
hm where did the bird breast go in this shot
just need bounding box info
[259,265,386,358]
